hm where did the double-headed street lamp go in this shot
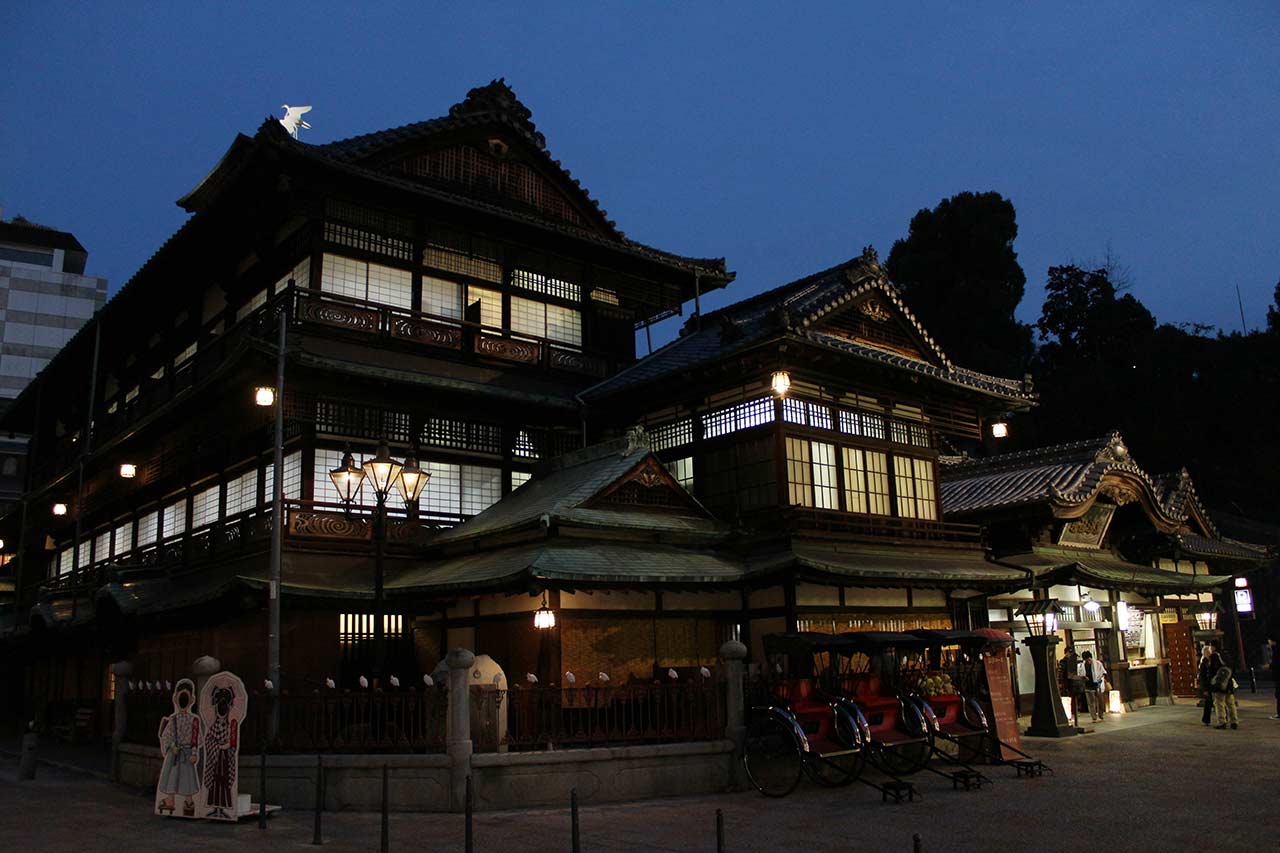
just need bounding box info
[330,444,429,684]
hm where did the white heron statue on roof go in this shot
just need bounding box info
[280,104,312,139]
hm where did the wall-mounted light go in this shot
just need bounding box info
[1116,600,1129,627]
[990,421,1009,439]
[533,593,556,630]
[119,463,137,479]
[1192,605,1219,632]
[52,503,68,516]
[771,370,791,397]
[0,538,5,549]
[1234,577,1248,588]
[254,386,276,407]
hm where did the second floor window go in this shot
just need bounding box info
[321,254,411,309]
[511,296,581,348]
[894,456,938,520]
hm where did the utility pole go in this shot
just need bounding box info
[268,302,287,741]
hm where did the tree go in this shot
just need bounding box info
[1268,279,1280,333]
[886,191,1032,377]
[1036,265,1156,363]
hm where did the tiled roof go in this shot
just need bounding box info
[751,541,1027,590]
[431,434,725,546]
[995,548,1231,594]
[581,249,1033,402]
[389,541,742,593]
[939,433,1155,516]
[1176,532,1269,562]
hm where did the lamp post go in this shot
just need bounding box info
[330,445,428,684]
[1015,599,1076,738]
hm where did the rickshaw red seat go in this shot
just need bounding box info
[774,678,826,714]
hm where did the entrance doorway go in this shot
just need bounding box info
[1164,620,1198,697]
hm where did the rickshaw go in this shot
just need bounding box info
[827,631,935,776]
[907,628,1009,764]
[742,633,871,797]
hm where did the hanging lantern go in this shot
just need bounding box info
[1192,604,1219,632]
[254,386,276,407]
[362,444,404,499]
[393,455,430,504]
[52,503,68,516]
[533,593,556,630]
[990,421,1009,439]
[328,451,366,504]
[771,370,791,396]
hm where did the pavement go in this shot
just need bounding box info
[2,695,1277,852]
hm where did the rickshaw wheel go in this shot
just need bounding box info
[743,715,803,798]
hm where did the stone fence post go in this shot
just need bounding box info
[110,660,132,781]
[446,647,475,812]
[719,640,748,788]
[192,655,221,699]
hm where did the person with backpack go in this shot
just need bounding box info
[1268,637,1279,720]
[1197,644,1217,726]
[1077,650,1108,722]
[1210,651,1239,730]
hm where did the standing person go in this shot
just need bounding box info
[1210,652,1239,730]
[1197,644,1217,726]
[1268,637,1279,720]
[1059,648,1081,722]
[1078,650,1107,722]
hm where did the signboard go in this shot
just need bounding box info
[1235,588,1254,617]
[1058,504,1116,549]
[982,649,1021,761]
[154,670,248,821]
[1158,611,1178,625]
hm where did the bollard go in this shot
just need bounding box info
[465,774,474,853]
[570,788,580,853]
[716,808,725,853]
[18,726,38,781]
[312,754,324,845]
[258,742,267,829]
[913,832,923,853]
[380,764,389,853]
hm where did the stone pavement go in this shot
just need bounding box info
[2,697,1276,852]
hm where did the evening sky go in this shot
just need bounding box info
[2,2,1277,348]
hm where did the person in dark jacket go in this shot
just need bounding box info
[1269,637,1279,720]
[1210,651,1238,729]
[1197,644,1217,726]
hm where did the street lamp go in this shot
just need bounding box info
[52,503,68,516]
[329,443,430,684]
[119,463,137,479]
[1014,599,1075,738]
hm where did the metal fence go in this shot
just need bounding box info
[125,688,447,754]
[503,682,726,750]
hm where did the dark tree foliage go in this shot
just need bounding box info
[886,191,1033,377]
[1019,264,1280,522]
[1268,279,1280,333]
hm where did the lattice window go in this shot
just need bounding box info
[511,470,532,490]
[313,448,376,510]
[888,420,932,448]
[590,288,620,305]
[191,484,220,528]
[665,456,694,491]
[462,465,502,515]
[162,498,188,539]
[467,286,503,330]
[512,268,581,302]
[421,417,503,455]
[510,296,582,347]
[421,462,461,516]
[838,409,887,441]
[783,399,833,430]
[320,254,412,309]
[93,531,110,564]
[340,613,405,647]
[137,511,159,547]
[323,222,413,262]
[843,448,890,516]
[649,418,694,452]
[601,480,688,508]
[702,397,775,439]
[424,243,504,283]
[275,256,311,292]
[225,469,258,516]
[423,275,463,320]
[513,430,538,460]
[314,400,413,444]
[264,451,303,502]
[786,439,838,509]
[58,548,73,575]
[76,540,90,569]
[895,456,937,520]
[112,521,133,556]
[237,289,268,322]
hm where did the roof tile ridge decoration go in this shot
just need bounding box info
[1156,467,1222,540]
[795,246,953,372]
[941,432,1122,476]
[297,79,626,240]
[687,253,867,333]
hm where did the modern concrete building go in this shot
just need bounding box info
[0,217,108,505]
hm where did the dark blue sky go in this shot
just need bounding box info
[3,3,1278,349]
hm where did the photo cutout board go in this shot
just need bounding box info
[198,671,248,821]
[155,679,203,818]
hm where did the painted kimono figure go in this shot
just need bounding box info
[202,684,240,819]
[156,679,201,817]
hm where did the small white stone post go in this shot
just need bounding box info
[446,648,475,812]
[719,640,748,788]
[110,660,132,781]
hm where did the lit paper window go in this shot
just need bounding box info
[423,276,463,319]
[191,484,221,528]
[112,522,133,556]
[467,286,503,330]
[163,498,188,539]
[137,511,159,547]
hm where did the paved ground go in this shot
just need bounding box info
[3,696,1277,852]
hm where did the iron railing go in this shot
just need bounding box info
[504,682,726,750]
